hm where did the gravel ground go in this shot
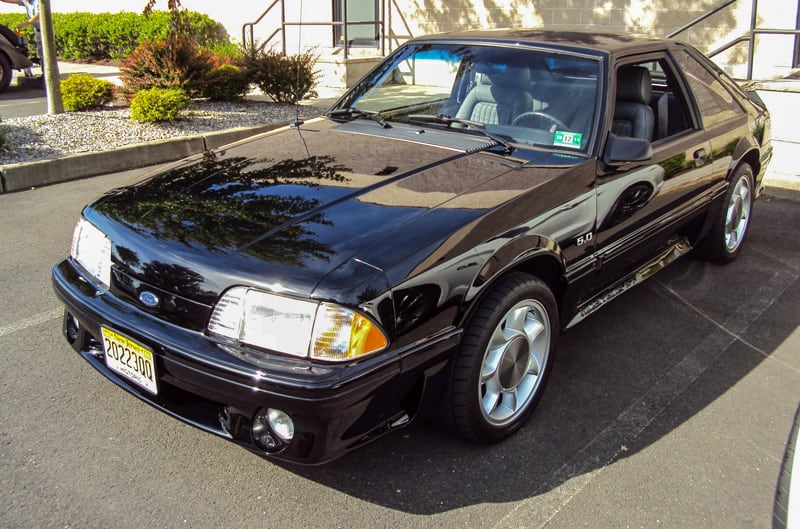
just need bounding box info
[0,100,325,166]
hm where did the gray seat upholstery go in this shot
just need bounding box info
[456,66,532,125]
[612,66,654,140]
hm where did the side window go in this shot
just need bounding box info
[613,58,693,142]
[671,49,741,129]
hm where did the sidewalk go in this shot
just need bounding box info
[1,62,798,198]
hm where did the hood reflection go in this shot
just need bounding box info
[98,154,351,267]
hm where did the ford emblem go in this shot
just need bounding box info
[138,291,160,308]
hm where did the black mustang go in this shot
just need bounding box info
[53,30,771,464]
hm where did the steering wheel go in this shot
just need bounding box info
[512,111,568,133]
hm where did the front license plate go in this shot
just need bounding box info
[101,327,158,395]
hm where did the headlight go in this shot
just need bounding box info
[208,287,388,362]
[70,217,111,287]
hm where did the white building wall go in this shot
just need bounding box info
[0,0,794,79]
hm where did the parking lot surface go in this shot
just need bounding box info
[1,169,798,528]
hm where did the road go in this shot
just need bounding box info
[0,76,46,118]
[1,170,799,528]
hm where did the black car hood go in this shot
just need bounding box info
[85,118,563,303]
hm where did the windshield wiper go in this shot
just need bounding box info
[327,108,391,129]
[407,114,514,154]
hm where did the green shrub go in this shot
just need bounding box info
[200,64,250,101]
[0,11,227,62]
[119,35,213,97]
[130,87,191,122]
[244,48,319,104]
[60,74,114,111]
[205,41,245,67]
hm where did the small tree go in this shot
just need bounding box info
[244,47,319,104]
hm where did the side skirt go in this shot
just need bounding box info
[564,237,692,329]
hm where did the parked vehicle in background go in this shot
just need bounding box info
[53,30,772,464]
[0,23,31,91]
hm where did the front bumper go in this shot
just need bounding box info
[52,259,457,464]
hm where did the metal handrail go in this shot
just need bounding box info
[667,0,737,38]
[667,0,800,80]
[242,0,390,59]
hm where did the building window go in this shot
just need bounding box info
[333,0,379,48]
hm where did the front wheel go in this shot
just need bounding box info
[695,164,754,263]
[440,273,558,443]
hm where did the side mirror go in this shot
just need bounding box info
[603,132,653,165]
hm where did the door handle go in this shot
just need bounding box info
[694,148,708,166]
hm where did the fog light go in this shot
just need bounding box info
[64,312,79,344]
[252,408,294,453]
[267,408,294,441]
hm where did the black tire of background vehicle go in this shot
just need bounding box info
[695,163,755,263]
[439,272,558,443]
[0,53,12,93]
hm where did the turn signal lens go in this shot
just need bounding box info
[311,304,388,361]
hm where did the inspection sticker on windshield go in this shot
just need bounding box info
[554,131,582,149]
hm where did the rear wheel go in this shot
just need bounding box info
[440,273,557,443]
[696,164,754,263]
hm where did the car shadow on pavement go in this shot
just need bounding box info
[280,197,800,515]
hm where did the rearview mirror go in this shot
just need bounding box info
[603,133,653,165]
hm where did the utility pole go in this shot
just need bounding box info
[38,0,62,114]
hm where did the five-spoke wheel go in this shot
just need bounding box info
[440,273,557,442]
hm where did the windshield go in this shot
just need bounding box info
[332,43,601,152]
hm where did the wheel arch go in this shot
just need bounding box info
[461,235,567,328]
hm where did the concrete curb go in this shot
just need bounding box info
[764,176,800,202]
[0,123,283,193]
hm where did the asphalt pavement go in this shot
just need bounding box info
[0,162,799,528]
[0,61,799,528]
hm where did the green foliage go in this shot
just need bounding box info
[0,116,6,151]
[200,64,250,101]
[0,11,227,62]
[206,41,245,67]
[60,74,114,111]
[130,87,191,122]
[119,35,214,97]
[244,48,319,104]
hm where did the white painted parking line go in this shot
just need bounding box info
[0,307,63,338]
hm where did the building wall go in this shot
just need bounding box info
[0,0,794,78]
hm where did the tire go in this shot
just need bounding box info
[440,272,558,443]
[695,163,754,263]
[0,53,12,93]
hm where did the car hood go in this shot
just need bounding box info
[85,118,561,304]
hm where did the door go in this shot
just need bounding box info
[591,53,714,290]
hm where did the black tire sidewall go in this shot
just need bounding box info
[445,273,558,443]
[0,53,11,93]
[697,163,755,263]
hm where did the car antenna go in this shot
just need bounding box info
[291,0,305,128]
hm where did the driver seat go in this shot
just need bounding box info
[456,66,532,126]
[612,66,654,141]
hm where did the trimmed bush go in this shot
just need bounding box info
[244,48,319,104]
[60,74,114,111]
[130,87,191,122]
[0,11,227,62]
[119,36,214,98]
[200,64,250,101]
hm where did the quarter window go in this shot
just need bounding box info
[672,49,740,128]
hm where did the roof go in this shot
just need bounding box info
[410,29,673,56]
